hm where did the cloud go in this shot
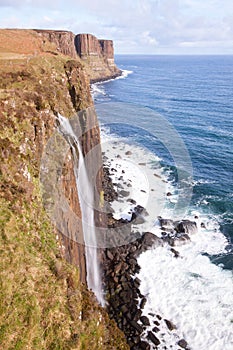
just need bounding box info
[0,0,233,53]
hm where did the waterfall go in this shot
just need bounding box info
[57,114,105,306]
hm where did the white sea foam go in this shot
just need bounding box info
[91,70,133,100]
[101,129,168,235]
[101,129,233,349]
[91,84,106,100]
[138,245,233,350]
[115,69,133,80]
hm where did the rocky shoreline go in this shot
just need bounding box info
[101,163,195,350]
[90,70,123,84]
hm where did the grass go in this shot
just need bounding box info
[0,29,129,350]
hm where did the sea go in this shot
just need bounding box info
[92,55,233,350]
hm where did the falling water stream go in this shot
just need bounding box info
[58,114,105,306]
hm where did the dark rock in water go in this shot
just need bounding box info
[130,320,143,334]
[153,320,160,326]
[131,213,146,225]
[133,309,142,322]
[178,339,188,349]
[119,190,130,197]
[164,234,191,247]
[122,170,125,173]
[137,341,150,350]
[127,198,137,205]
[140,297,147,309]
[125,150,132,155]
[117,183,124,189]
[156,315,162,320]
[201,222,206,228]
[175,220,197,235]
[171,248,180,258]
[140,316,150,326]
[140,189,146,193]
[164,319,177,331]
[166,192,172,196]
[134,205,149,216]
[147,331,160,345]
[134,277,141,287]
[152,326,160,333]
[116,154,121,158]
[139,232,163,253]
[158,218,174,228]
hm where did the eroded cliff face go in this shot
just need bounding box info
[0,29,128,349]
[75,33,121,82]
[33,29,121,82]
[34,29,77,58]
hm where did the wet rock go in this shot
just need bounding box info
[152,326,160,333]
[171,248,180,258]
[134,205,149,216]
[164,319,177,331]
[137,341,150,350]
[119,190,130,197]
[130,320,143,334]
[140,297,147,309]
[175,220,197,235]
[127,198,137,205]
[158,217,174,228]
[139,232,163,252]
[133,309,142,322]
[147,331,160,346]
[140,316,150,326]
[177,339,188,349]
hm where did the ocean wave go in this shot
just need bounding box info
[138,245,233,350]
[91,84,106,98]
[91,70,133,100]
[115,69,133,80]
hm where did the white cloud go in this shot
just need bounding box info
[0,0,233,53]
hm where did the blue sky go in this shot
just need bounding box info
[0,0,233,54]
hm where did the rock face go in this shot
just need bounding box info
[75,33,121,82]
[34,30,121,82]
[0,29,129,350]
[34,29,77,58]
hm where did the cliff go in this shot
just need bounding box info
[0,29,128,349]
[75,34,120,82]
[34,29,121,82]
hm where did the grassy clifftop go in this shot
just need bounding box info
[0,29,129,350]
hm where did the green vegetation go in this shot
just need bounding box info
[0,29,129,350]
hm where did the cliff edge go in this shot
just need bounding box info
[34,29,121,82]
[0,29,128,350]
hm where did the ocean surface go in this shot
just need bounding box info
[92,55,233,349]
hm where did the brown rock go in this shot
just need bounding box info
[164,319,177,331]
[140,316,150,326]
[178,339,188,349]
[147,331,160,345]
